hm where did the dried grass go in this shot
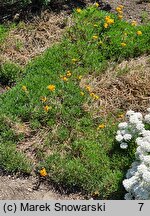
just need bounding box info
[0,10,68,65]
[80,55,150,118]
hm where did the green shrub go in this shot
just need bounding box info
[0,62,22,86]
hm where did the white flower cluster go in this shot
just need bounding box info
[115,108,150,200]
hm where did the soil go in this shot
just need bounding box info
[0,0,150,200]
[0,175,84,199]
[106,0,150,23]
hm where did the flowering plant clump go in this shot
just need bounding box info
[116,108,150,199]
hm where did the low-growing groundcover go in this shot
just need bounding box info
[0,6,150,199]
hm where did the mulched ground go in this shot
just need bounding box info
[0,0,150,66]
[80,55,150,118]
[106,0,150,23]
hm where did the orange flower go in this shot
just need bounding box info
[76,8,81,13]
[104,23,108,28]
[62,76,68,81]
[97,124,105,129]
[118,114,124,118]
[95,2,99,7]
[94,95,99,100]
[85,85,91,92]
[77,75,82,80]
[22,85,27,92]
[66,71,72,77]
[118,15,123,20]
[136,30,142,36]
[116,7,123,13]
[90,92,95,97]
[92,35,98,39]
[39,168,48,177]
[121,42,126,47]
[72,58,78,63]
[80,91,84,96]
[47,84,55,91]
[118,5,124,9]
[106,18,114,25]
[105,16,111,22]
[44,105,50,112]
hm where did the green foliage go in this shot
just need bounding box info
[0,62,22,86]
[0,6,150,198]
[0,116,31,173]
[0,25,8,43]
[0,142,31,173]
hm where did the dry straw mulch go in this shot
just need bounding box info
[80,55,150,117]
[0,10,69,65]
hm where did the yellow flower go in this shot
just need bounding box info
[72,58,78,63]
[116,7,122,13]
[43,105,50,112]
[40,96,47,102]
[97,124,105,129]
[90,93,99,100]
[22,85,27,92]
[47,84,55,91]
[131,20,137,26]
[62,76,68,81]
[118,10,123,15]
[92,35,98,39]
[118,114,124,118]
[104,23,108,28]
[80,91,84,96]
[118,15,123,20]
[39,168,48,177]
[137,30,142,36]
[66,71,72,77]
[116,6,123,15]
[85,85,91,92]
[121,42,126,47]
[94,95,99,100]
[95,2,99,7]
[106,18,114,25]
[105,16,111,22]
[118,5,124,9]
[78,75,82,80]
[76,8,81,13]
[90,92,95,97]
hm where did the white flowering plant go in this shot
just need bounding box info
[116,108,150,200]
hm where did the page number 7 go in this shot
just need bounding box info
[138,203,144,211]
